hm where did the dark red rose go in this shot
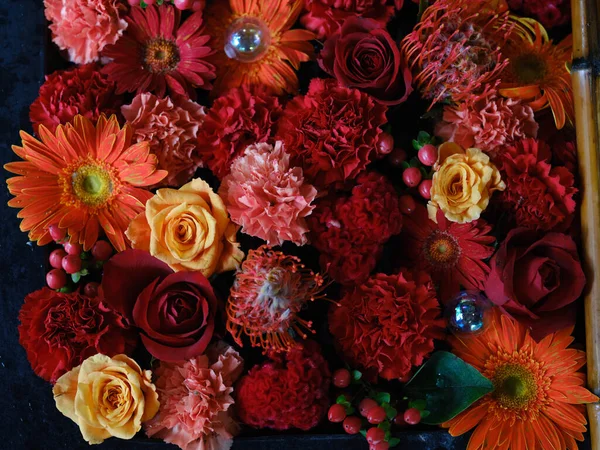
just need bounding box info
[102,249,217,361]
[485,228,586,339]
[319,16,412,105]
[18,288,137,383]
[29,63,123,134]
[276,79,388,188]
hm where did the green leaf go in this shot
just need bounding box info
[389,437,401,448]
[420,410,431,419]
[79,268,89,277]
[373,392,391,405]
[352,370,362,382]
[360,430,367,438]
[140,0,147,7]
[401,161,411,170]
[345,405,355,415]
[416,131,431,145]
[405,351,493,425]
[80,251,91,261]
[336,395,351,407]
[71,273,81,283]
[377,421,391,433]
[412,139,422,151]
[382,403,397,420]
[408,399,427,411]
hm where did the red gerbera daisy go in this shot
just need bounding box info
[101,5,216,99]
[400,204,496,302]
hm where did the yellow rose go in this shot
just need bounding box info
[126,178,244,276]
[428,143,505,223]
[53,354,159,445]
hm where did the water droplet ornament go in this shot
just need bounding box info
[445,291,492,335]
[224,17,271,63]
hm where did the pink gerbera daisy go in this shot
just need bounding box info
[102,5,215,99]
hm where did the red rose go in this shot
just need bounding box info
[29,63,122,134]
[319,17,412,105]
[276,79,388,188]
[329,269,445,381]
[101,249,217,361]
[301,0,394,40]
[497,138,577,232]
[485,228,586,339]
[18,288,137,383]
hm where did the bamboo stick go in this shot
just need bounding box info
[571,1,600,448]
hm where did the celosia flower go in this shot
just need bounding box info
[508,0,571,29]
[236,341,330,431]
[276,78,388,188]
[121,93,206,188]
[195,86,283,180]
[44,0,127,64]
[497,138,577,232]
[145,343,244,450]
[428,143,505,223]
[401,0,512,106]
[30,64,123,134]
[19,288,137,383]
[329,269,446,381]
[102,5,215,99]
[204,0,315,96]
[218,142,317,246]
[435,88,539,156]
[443,309,598,449]
[226,246,327,353]
[400,204,496,302]
[5,115,167,251]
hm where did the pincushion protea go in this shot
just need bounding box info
[5,115,167,251]
[226,246,327,353]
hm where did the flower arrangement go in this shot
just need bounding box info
[5,1,598,449]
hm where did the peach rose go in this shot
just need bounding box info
[53,354,159,445]
[428,143,505,223]
[126,178,244,276]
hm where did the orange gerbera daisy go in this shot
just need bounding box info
[5,115,167,251]
[499,18,573,129]
[204,0,315,96]
[443,309,598,450]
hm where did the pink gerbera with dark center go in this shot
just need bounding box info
[400,204,496,302]
[102,5,215,99]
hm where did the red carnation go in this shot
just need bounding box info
[236,341,330,431]
[276,78,388,188]
[196,86,283,180]
[101,249,217,361]
[18,288,137,383]
[29,63,122,134]
[329,269,445,381]
[308,171,402,285]
[497,138,577,232]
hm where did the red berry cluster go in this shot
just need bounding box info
[127,0,205,11]
[45,224,113,294]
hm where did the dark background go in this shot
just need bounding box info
[0,1,590,449]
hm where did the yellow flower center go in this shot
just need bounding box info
[424,231,460,268]
[144,38,180,73]
[512,53,547,84]
[493,363,538,410]
[71,165,114,207]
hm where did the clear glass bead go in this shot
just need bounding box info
[445,290,492,335]
[224,17,271,63]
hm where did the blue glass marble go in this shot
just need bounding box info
[224,17,271,63]
[446,291,492,335]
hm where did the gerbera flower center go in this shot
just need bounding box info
[224,17,271,63]
[493,363,538,410]
[144,38,180,74]
[70,164,114,207]
[512,53,548,84]
[424,231,460,268]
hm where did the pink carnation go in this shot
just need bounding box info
[219,142,317,246]
[145,342,244,450]
[44,0,127,64]
[122,93,206,187]
[435,90,539,156]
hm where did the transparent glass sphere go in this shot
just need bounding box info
[445,290,492,335]
[224,17,271,63]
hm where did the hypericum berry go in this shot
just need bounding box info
[92,240,113,261]
[46,269,67,290]
[84,282,100,297]
[333,368,352,388]
[393,413,407,426]
[399,195,417,215]
[359,398,378,417]
[343,416,362,434]
[366,427,385,445]
[173,0,192,9]
[403,408,422,425]
[127,0,141,5]
[418,144,438,166]
[49,249,67,269]
[191,0,205,11]
[389,148,407,167]
[418,179,432,199]
[62,254,82,275]
[377,133,394,155]
[372,442,390,450]
[64,242,82,256]
[367,406,387,424]
[328,404,347,423]
[403,167,422,187]
[48,224,67,242]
